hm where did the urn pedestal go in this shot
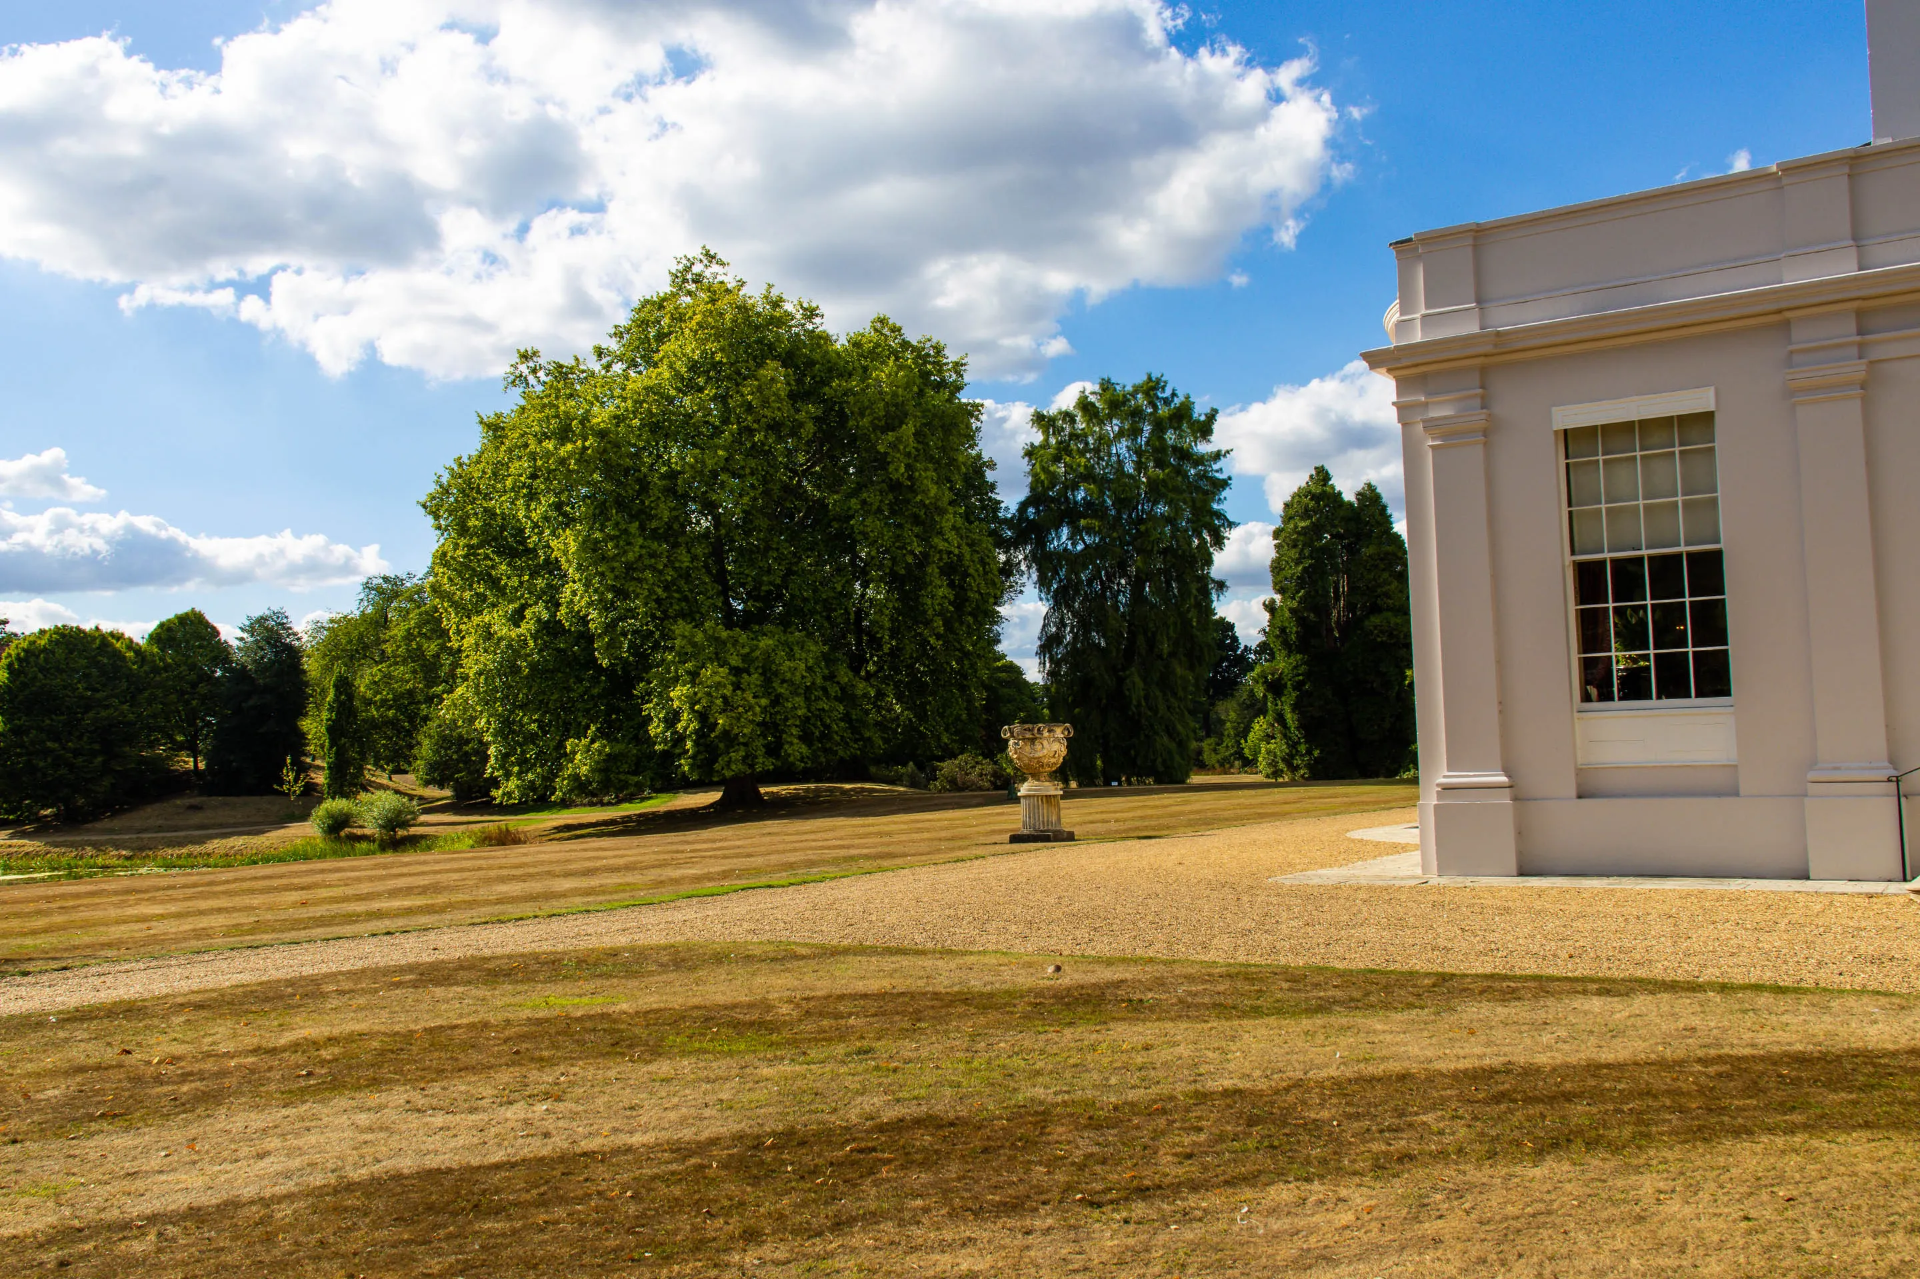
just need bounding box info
[1001,723,1075,843]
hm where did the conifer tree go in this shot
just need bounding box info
[1254,467,1414,779]
[1013,375,1230,784]
[321,670,366,798]
[206,609,309,795]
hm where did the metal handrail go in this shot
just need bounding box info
[1892,764,1920,883]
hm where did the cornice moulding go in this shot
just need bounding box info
[1362,261,1920,378]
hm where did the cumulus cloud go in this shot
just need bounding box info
[1213,520,1274,587]
[0,448,106,501]
[0,597,156,638]
[1725,148,1753,173]
[1215,358,1400,517]
[0,1,1341,382]
[0,507,386,593]
[1218,591,1272,646]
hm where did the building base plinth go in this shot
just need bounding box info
[1806,784,1905,881]
[1009,830,1077,844]
[1431,778,1518,876]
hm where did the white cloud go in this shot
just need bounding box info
[1214,358,1400,517]
[1217,590,1271,646]
[0,597,155,639]
[0,448,106,501]
[1725,148,1753,173]
[998,597,1046,679]
[1214,520,1274,587]
[0,2,1341,382]
[0,507,386,593]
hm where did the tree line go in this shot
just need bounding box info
[0,253,1412,824]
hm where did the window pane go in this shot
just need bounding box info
[1574,559,1610,606]
[1681,495,1720,545]
[1581,655,1616,703]
[1640,450,1678,499]
[1606,503,1644,551]
[1689,597,1729,648]
[1642,499,1682,548]
[1646,552,1687,600]
[1679,446,1717,495]
[1638,416,1676,450]
[1677,412,1714,447]
[1578,606,1612,654]
[1565,425,1600,459]
[1601,421,1638,455]
[1685,549,1725,596]
[1616,653,1653,701]
[1692,648,1732,698]
[1651,601,1689,649]
[1567,459,1602,507]
[1570,508,1606,555]
[1602,455,1640,502]
[1612,603,1650,651]
[1653,650,1693,699]
[1609,556,1647,602]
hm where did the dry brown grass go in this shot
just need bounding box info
[3,943,1917,1277]
[0,779,1411,971]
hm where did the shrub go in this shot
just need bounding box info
[310,798,359,838]
[929,752,1008,793]
[870,762,929,790]
[466,822,532,847]
[357,790,421,844]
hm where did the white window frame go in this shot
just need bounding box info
[1552,386,1736,768]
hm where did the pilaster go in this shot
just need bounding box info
[1786,344,1901,879]
[1412,384,1517,875]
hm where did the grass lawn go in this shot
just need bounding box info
[3,942,1917,1276]
[0,779,1412,972]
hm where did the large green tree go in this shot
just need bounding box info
[205,609,309,795]
[0,626,162,822]
[425,252,1010,805]
[320,670,366,798]
[144,609,230,782]
[1013,375,1231,785]
[303,574,459,778]
[977,655,1044,758]
[1253,467,1414,779]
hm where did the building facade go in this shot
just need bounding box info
[1363,14,1920,881]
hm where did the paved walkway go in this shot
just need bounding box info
[7,807,1920,1016]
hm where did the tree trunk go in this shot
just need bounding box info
[715,775,765,809]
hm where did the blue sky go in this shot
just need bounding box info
[0,1,1871,664]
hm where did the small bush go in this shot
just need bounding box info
[466,822,532,847]
[870,762,930,790]
[357,790,421,844]
[929,752,1009,793]
[310,797,358,838]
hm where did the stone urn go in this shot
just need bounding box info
[1001,723,1075,843]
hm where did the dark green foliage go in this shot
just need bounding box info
[0,616,18,658]
[1013,375,1231,785]
[413,696,494,803]
[1200,680,1264,771]
[0,626,163,823]
[144,610,230,781]
[205,609,309,796]
[425,251,1009,804]
[929,752,1010,792]
[303,574,459,777]
[978,656,1044,755]
[321,670,366,798]
[1205,616,1254,704]
[1255,467,1415,779]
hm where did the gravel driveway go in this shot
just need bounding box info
[8,807,1919,1015]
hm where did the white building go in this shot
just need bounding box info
[1362,1,1920,881]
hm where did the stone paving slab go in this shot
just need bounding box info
[1280,847,1920,895]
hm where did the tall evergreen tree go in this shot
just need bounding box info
[321,670,366,798]
[206,609,309,795]
[1013,375,1231,785]
[425,252,1010,805]
[0,626,162,822]
[144,609,231,782]
[1254,467,1414,779]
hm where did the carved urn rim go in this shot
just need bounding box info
[1000,722,1074,740]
